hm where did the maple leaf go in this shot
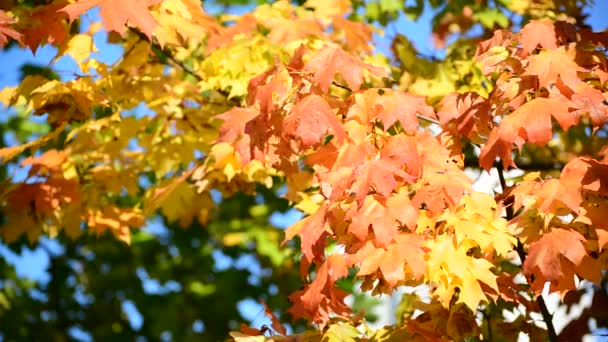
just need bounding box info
[86,206,144,244]
[21,149,67,176]
[20,3,69,53]
[443,193,515,257]
[345,195,400,246]
[559,81,608,127]
[560,157,608,228]
[205,14,256,54]
[216,107,259,163]
[519,20,558,56]
[303,46,387,93]
[523,49,586,89]
[247,65,291,115]
[283,94,345,148]
[332,16,372,52]
[305,0,351,19]
[475,29,515,56]
[283,203,330,264]
[347,88,435,132]
[56,34,98,71]
[348,234,427,287]
[153,0,219,47]
[0,10,23,48]
[426,235,498,311]
[288,254,350,327]
[261,299,287,335]
[144,169,213,227]
[480,98,577,170]
[346,149,419,206]
[411,132,471,213]
[266,18,324,45]
[523,229,591,293]
[512,178,582,217]
[61,0,160,39]
[437,92,492,141]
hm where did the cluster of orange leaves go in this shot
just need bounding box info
[218,18,608,335]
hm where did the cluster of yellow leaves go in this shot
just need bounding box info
[423,193,515,311]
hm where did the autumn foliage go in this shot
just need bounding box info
[1,0,608,341]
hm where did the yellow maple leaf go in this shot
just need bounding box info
[426,235,498,311]
[442,193,515,257]
[56,34,98,71]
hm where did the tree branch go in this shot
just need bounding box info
[129,27,203,82]
[496,162,558,342]
[466,158,564,172]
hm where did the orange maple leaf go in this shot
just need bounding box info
[61,0,160,39]
[349,234,427,287]
[247,65,290,115]
[347,88,435,133]
[20,3,69,52]
[524,229,599,294]
[437,92,492,141]
[303,46,387,93]
[288,255,350,327]
[205,14,255,54]
[519,20,559,56]
[332,16,372,52]
[283,94,345,148]
[283,203,330,264]
[0,10,22,47]
[480,98,577,170]
[523,49,586,89]
[216,107,262,164]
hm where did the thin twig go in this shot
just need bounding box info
[331,81,353,91]
[416,113,440,125]
[129,28,203,81]
[496,162,558,342]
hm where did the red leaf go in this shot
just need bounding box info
[205,14,255,54]
[347,88,435,132]
[62,0,160,39]
[524,229,587,293]
[348,234,427,287]
[21,3,69,52]
[480,98,577,170]
[216,107,259,163]
[519,20,558,56]
[345,195,399,246]
[303,46,387,93]
[247,65,290,115]
[261,300,287,335]
[288,255,350,327]
[523,49,586,89]
[332,16,372,52]
[437,92,492,141]
[283,94,345,148]
[284,203,330,264]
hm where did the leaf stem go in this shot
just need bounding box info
[495,162,557,342]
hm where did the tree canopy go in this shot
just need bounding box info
[1,0,607,341]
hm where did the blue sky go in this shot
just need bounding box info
[0,1,607,338]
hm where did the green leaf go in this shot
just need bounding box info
[473,8,509,29]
